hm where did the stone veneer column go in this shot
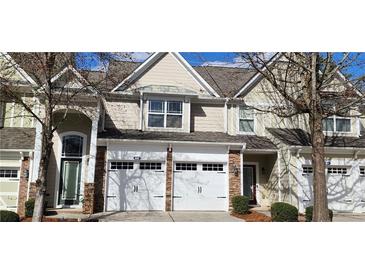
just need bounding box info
[17,157,30,217]
[165,146,173,211]
[94,146,107,213]
[229,150,241,209]
[83,183,95,214]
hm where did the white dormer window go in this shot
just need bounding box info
[323,116,351,133]
[148,100,183,128]
[239,106,255,133]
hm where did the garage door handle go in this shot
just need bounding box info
[361,200,365,203]
[303,199,311,202]
[173,196,182,198]
[154,171,164,173]
[217,172,226,174]
[153,195,164,198]
[107,195,117,198]
[217,196,226,199]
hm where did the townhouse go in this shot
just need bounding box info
[0,52,364,216]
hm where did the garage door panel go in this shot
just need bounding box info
[106,161,165,211]
[173,162,227,211]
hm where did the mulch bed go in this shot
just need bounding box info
[21,217,80,222]
[231,211,272,222]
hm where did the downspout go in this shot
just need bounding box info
[277,150,282,202]
[287,149,292,204]
[140,92,144,131]
[224,98,228,133]
[240,143,246,196]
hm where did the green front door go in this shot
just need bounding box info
[59,159,81,205]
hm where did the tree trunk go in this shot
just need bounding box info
[310,52,330,222]
[311,115,330,221]
[32,131,53,222]
[32,94,53,222]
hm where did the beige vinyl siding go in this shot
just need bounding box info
[105,100,140,129]
[133,53,206,94]
[191,103,224,132]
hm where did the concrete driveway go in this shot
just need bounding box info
[333,213,365,222]
[90,211,243,222]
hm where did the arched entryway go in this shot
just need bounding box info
[58,132,86,206]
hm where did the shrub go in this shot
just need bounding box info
[271,202,298,222]
[305,206,333,222]
[25,199,35,217]
[0,210,20,222]
[232,195,250,214]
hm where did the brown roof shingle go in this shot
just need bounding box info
[98,128,277,150]
[268,128,365,148]
[0,127,36,150]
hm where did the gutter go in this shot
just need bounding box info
[97,138,245,147]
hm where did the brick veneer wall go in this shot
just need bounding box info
[94,146,107,213]
[83,183,94,214]
[28,182,37,200]
[229,150,241,209]
[165,147,173,211]
[17,157,30,217]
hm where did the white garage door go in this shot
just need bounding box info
[299,165,365,213]
[173,162,228,211]
[0,167,20,212]
[106,161,165,211]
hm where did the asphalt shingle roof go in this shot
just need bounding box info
[194,66,255,98]
[98,128,277,150]
[0,127,36,150]
[267,128,365,148]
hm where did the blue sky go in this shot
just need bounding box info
[76,52,365,80]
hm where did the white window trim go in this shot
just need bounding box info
[323,116,352,134]
[147,99,183,129]
[0,168,20,181]
[237,105,256,135]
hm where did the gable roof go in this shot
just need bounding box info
[0,52,38,87]
[111,52,220,97]
[194,66,255,98]
[41,65,98,94]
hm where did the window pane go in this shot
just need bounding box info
[148,114,164,127]
[239,106,253,119]
[62,135,83,157]
[239,120,254,132]
[323,118,334,131]
[167,101,182,114]
[166,115,182,128]
[336,118,351,132]
[149,100,164,113]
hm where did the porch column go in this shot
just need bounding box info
[17,156,30,217]
[28,119,42,200]
[229,150,241,209]
[83,102,100,214]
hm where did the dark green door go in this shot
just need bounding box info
[242,165,257,204]
[59,159,81,205]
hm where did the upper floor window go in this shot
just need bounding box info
[148,100,183,128]
[323,116,351,133]
[239,106,254,133]
[62,135,83,157]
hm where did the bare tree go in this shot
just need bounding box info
[0,52,125,221]
[238,52,365,221]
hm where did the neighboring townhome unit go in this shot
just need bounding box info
[0,53,37,215]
